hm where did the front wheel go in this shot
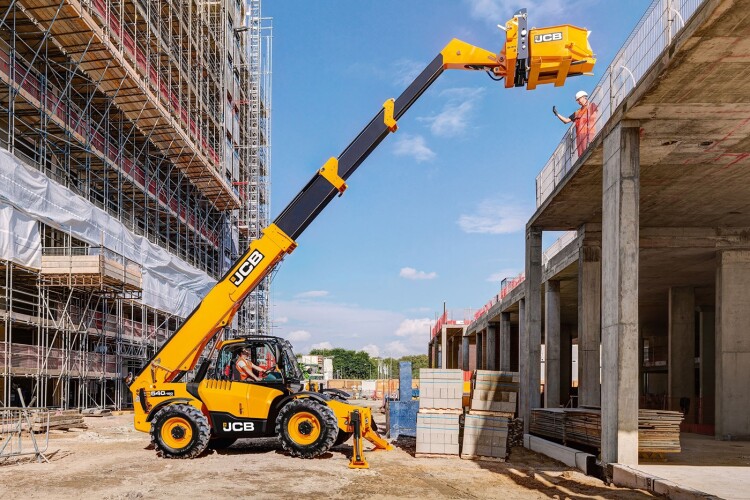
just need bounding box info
[150,404,210,459]
[275,399,337,458]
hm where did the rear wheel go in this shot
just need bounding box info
[276,399,337,458]
[150,404,210,459]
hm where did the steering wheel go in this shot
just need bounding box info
[261,364,277,377]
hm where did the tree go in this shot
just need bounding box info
[309,348,373,379]
[400,354,429,378]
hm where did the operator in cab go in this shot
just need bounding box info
[235,348,265,381]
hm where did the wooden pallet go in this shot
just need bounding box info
[415,453,460,459]
[418,408,463,414]
[467,410,514,418]
[460,454,506,463]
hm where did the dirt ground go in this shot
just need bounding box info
[1,402,653,499]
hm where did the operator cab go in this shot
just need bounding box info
[211,337,304,392]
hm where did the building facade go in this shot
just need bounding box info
[0,0,271,409]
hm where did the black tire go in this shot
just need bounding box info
[150,404,210,459]
[275,398,338,458]
[206,437,237,450]
[333,430,353,447]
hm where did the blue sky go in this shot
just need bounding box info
[263,0,651,357]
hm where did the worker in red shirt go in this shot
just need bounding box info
[553,90,598,156]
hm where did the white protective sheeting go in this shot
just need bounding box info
[0,201,42,268]
[0,147,216,317]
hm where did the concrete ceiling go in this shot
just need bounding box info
[522,0,748,329]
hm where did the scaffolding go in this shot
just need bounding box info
[0,0,271,408]
[235,0,272,336]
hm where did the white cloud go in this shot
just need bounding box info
[295,290,329,299]
[287,330,311,342]
[392,59,423,87]
[457,199,530,234]
[418,88,485,137]
[395,318,432,339]
[486,268,522,283]
[273,300,430,357]
[399,267,437,280]
[463,0,595,26]
[392,134,436,163]
[384,340,410,357]
[362,344,380,357]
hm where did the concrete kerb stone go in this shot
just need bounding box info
[610,464,719,500]
[523,434,596,476]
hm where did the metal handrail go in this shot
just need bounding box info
[536,0,706,207]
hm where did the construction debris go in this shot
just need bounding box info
[32,409,86,433]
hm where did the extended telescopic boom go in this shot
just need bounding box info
[131,9,595,393]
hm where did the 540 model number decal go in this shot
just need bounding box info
[229,250,265,287]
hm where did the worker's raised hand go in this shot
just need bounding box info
[552,105,558,116]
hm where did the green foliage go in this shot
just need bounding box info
[400,354,429,378]
[308,348,429,380]
[309,348,374,379]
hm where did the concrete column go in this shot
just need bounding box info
[462,336,470,371]
[578,228,602,408]
[441,326,448,369]
[601,122,640,466]
[669,286,695,421]
[561,324,573,406]
[699,308,715,425]
[521,227,543,433]
[545,280,561,408]
[500,312,512,371]
[481,331,488,369]
[451,334,463,370]
[487,323,497,371]
[716,250,750,439]
[475,332,483,372]
[428,341,433,368]
[518,299,526,426]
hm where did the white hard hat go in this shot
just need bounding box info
[575,90,588,100]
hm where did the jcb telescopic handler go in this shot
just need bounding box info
[129,9,595,468]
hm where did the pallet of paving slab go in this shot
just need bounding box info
[460,453,506,463]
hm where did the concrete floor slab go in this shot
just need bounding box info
[633,434,750,499]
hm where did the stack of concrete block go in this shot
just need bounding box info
[470,370,519,414]
[416,369,463,456]
[415,412,461,455]
[418,369,464,410]
[460,412,510,461]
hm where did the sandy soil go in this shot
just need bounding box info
[0,405,653,499]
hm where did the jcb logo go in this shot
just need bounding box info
[534,32,563,43]
[229,250,265,287]
[222,422,255,432]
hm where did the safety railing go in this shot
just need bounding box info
[431,309,474,338]
[472,272,526,322]
[542,231,578,267]
[0,390,50,463]
[536,0,706,207]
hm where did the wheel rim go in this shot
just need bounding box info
[287,411,321,446]
[161,416,193,449]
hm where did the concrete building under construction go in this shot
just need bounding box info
[0,0,272,409]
